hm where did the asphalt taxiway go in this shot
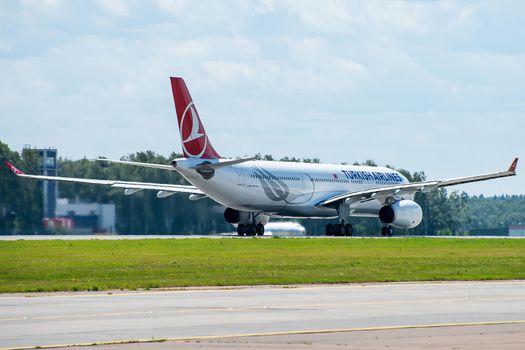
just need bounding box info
[65,323,525,349]
[1,281,525,349]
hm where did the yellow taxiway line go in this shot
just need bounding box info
[2,319,525,350]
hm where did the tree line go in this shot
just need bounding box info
[1,141,524,235]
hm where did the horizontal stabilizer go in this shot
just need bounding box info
[192,157,256,170]
[93,158,174,171]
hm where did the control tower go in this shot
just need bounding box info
[36,148,58,219]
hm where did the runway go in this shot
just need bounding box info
[1,281,525,349]
[1,234,524,240]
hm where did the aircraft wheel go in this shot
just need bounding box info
[255,223,265,236]
[237,224,245,236]
[334,224,345,236]
[344,224,353,236]
[246,224,256,236]
[381,226,393,237]
[325,224,333,236]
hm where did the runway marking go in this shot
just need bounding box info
[2,296,524,323]
[2,319,525,350]
[0,311,151,322]
[0,307,266,322]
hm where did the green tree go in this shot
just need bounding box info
[0,143,42,234]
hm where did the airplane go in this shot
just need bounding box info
[4,77,519,237]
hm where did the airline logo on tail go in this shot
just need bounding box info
[180,102,207,158]
[171,77,221,159]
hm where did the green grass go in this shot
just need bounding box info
[0,238,524,293]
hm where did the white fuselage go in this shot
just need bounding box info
[174,158,410,219]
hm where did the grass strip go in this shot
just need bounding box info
[0,237,524,293]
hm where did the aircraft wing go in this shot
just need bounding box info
[317,158,518,207]
[3,161,203,196]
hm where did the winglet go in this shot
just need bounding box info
[508,158,519,173]
[3,161,25,175]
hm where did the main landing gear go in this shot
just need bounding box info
[237,223,265,236]
[325,223,353,236]
[381,226,393,237]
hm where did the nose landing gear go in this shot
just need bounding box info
[381,226,393,237]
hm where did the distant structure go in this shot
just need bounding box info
[35,147,58,219]
[28,146,116,234]
[263,222,306,237]
[467,228,508,236]
[469,226,525,237]
[56,198,116,234]
[509,226,525,237]
[42,217,73,232]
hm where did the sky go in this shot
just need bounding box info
[0,0,523,196]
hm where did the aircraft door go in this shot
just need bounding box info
[237,169,245,186]
[300,173,310,189]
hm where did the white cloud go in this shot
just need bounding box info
[250,0,275,15]
[283,37,323,63]
[335,58,366,74]
[203,61,256,82]
[165,40,209,58]
[96,0,130,17]
[21,0,63,9]
[285,0,355,33]
[0,40,14,53]
[202,60,279,86]
[157,0,186,15]
[362,1,429,35]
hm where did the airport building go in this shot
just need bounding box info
[30,146,116,234]
[509,226,525,237]
[56,199,116,234]
[469,226,525,237]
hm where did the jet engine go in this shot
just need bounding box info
[378,200,422,229]
[224,208,269,225]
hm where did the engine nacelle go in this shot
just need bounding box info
[378,200,422,229]
[224,208,269,225]
[224,207,246,224]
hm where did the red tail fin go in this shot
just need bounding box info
[170,77,221,159]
